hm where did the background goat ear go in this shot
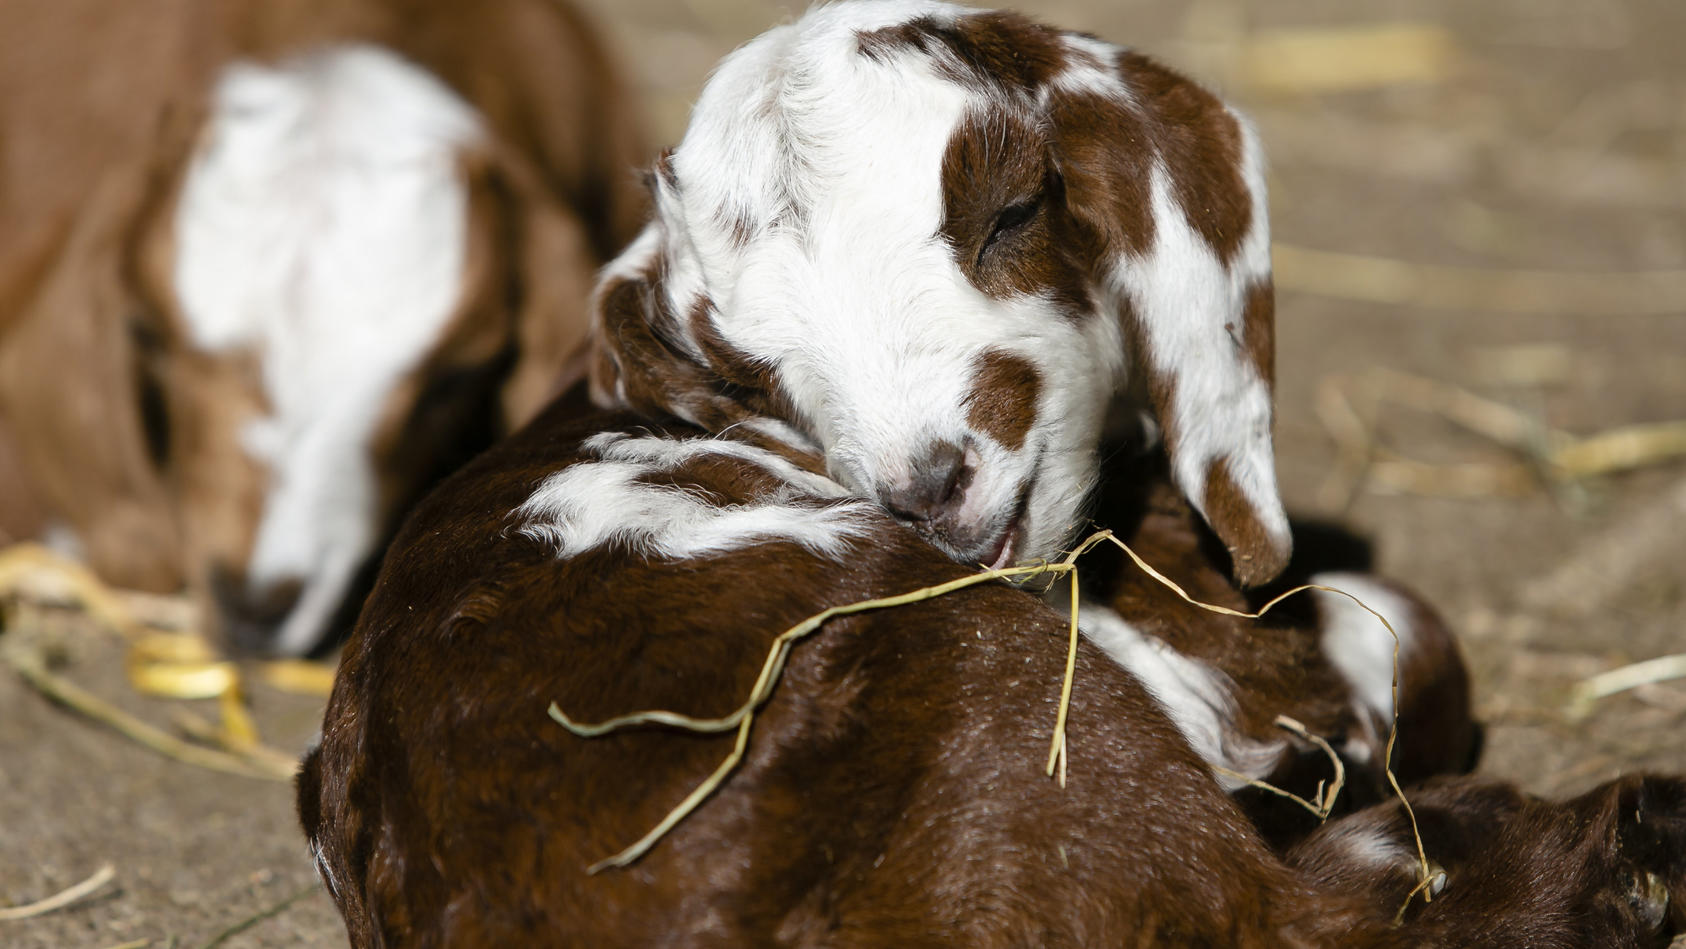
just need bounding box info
[1051,50,1289,586]
[0,164,186,591]
[464,147,602,430]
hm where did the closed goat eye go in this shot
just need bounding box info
[978,192,1043,263]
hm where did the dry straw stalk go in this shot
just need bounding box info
[551,530,1433,898]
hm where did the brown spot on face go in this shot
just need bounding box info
[939,107,1091,314]
[1047,88,1157,263]
[1116,52,1251,266]
[964,350,1042,451]
[857,12,1067,92]
[1202,456,1289,587]
[1242,277,1274,390]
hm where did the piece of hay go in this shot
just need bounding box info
[552,530,1431,896]
[259,660,338,697]
[1315,369,1686,505]
[1237,24,1456,95]
[0,863,115,921]
[1212,715,1347,821]
[1275,245,1686,316]
[0,542,325,774]
[4,643,294,781]
[1466,344,1575,388]
[1569,653,1686,718]
[194,883,320,949]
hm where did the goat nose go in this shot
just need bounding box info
[210,564,304,655]
[877,440,969,522]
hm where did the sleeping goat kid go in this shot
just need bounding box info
[298,398,1684,947]
[589,0,1288,588]
[585,0,1474,816]
[0,0,646,655]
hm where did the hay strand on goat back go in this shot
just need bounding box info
[552,531,1429,893]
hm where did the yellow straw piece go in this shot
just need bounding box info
[552,530,1429,896]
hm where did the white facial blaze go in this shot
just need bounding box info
[173,45,482,654]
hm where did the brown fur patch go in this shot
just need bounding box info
[938,107,1092,315]
[687,296,773,394]
[857,11,1067,92]
[1242,277,1275,389]
[1116,51,1251,266]
[1047,88,1158,262]
[1202,456,1290,587]
[1113,294,1182,454]
[963,350,1042,451]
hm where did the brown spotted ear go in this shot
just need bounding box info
[1049,48,1289,586]
[0,162,186,591]
[587,153,795,442]
[587,238,761,436]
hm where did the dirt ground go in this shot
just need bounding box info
[3,0,1683,945]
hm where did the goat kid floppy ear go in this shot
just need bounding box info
[587,154,817,464]
[1047,48,1289,587]
[0,158,187,592]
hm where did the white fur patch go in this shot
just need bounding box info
[310,837,339,897]
[1079,604,1283,789]
[1319,820,1416,871]
[1311,572,1416,731]
[173,45,483,654]
[517,433,872,561]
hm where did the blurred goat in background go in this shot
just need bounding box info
[0,0,649,655]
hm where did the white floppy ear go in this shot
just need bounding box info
[1050,48,1289,586]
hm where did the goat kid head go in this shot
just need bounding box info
[590,0,1285,583]
[0,45,606,655]
[1292,774,1686,947]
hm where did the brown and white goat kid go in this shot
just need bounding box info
[0,0,647,654]
[589,0,1286,588]
[582,0,1474,813]
[298,399,1682,947]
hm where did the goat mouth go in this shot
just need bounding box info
[980,476,1034,570]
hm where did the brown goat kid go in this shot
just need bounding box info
[0,0,647,655]
[298,401,1682,947]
